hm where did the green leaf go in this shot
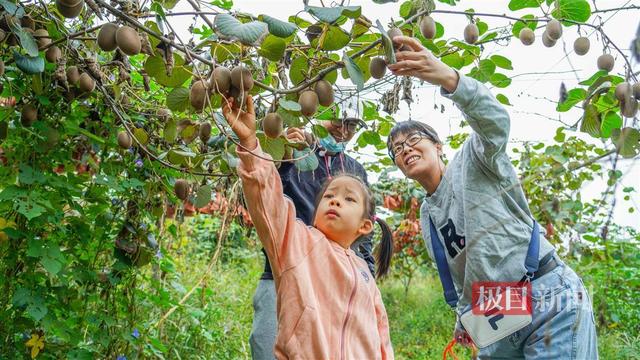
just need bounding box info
[257,134,285,160]
[441,53,464,69]
[468,59,496,83]
[399,1,414,18]
[279,98,301,112]
[258,34,286,61]
[496,93,512,106]
[490,55,513,70]
[342,53,364,91]
[361,130,381,145]
[210,42,242,63]
[489,73,512,88]
[163,118,177,143]
[144,54,192,88]
[289,15,312,29]
[277,107,303,128]
[612,127,640,158]
[27,302,47,322]
[289,56,309,86]
[194,185,211,208]
[293,148,319,171]
[552,0,591,23]
[13,51,44,74]
[375,20,396,64]
[0,0,24,15]
[133,128,149,145]
[579,70,608,86]
[166,87,190,112]
[508,0,543,11]
[16,198,46,220]
[306,5,361,24]
[9,21,39,56]
[260,14,297,38]
[580,103,601,137]
[214,14,268,45]
[557,88,587,112]
[600,111,622,138]
[318,25,350,51]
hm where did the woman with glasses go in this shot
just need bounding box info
[249,113,376,360]
[385,35,597,359]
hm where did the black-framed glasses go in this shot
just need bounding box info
[331,118,365,133]
[388,132,431,160]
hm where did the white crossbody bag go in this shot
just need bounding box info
[428,217,540,348]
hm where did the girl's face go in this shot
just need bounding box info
[313,176,373,246]
[391,131,443,180]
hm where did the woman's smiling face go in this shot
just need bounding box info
[390,131,443,180]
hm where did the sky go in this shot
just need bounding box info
[165,0,639,230]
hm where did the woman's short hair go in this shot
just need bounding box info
[387,120,442,159]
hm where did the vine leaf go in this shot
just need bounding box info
[305,5,361,24]
[580,103,601,137]
[611,127,640,158]
[214,14,268,45]
[166,87,190,112]
[293,148,319,171]
[551,0,591,24]
[9,21,39,57]
[375,20,396,64]
[194,185,211,208]
[259,14,297,38]
[258,35,286,61]
[342,53,364,91]
[13,51,44,74]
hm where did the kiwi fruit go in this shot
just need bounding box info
[157,108,171,120]
[229,86,246,109]
[615,82,631,102]
[78,73,95,93]
[387,27,403,47]
[519,28,535,46]
[621,98,638,118]
[542,30,556,47]
[199,122,212,142]
[298,90,319,117]
[174,179,189,200]
[210,66,231,95]
[262,113,283,139]
[546,19,562,40]
[55,0,84,19]
[314,80,334,107]
[633,83,640,100]
[370,57,387,79]
[45,46,62,63]
[463,23,479,44]
[231,65,253,91]
[66,66,80,85]
[419,16,436,39]
[117,130,132,149]
[190,79,209,112]
[573,37,590,56]
[34,29,50,48]
[58,0,83,6]
[98,23,119,52]
[115,26,141,56]
[0,61,4,76]
[20,16,35,30]
[21,104,38,127]
[597,54,614,72]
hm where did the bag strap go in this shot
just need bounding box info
[428,216,540,309]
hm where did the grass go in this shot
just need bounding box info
[147,250,638,359]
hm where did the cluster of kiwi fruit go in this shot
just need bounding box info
[518,19,592,57]
[260,79,334,139]
[97,23,142,56]
[614,82,640,118]
[55,0,84,19]
[1,16,61,63]
[65,65,96,93]
[188,64,254,112]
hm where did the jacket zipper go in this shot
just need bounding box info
[340,251,358,360]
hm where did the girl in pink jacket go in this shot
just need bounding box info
[222,96,395,359]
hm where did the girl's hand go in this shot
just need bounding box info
[453,319,474,347]
[387,35,459,93]
[221,96,257,150]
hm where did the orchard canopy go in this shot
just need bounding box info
[0,0,639,358]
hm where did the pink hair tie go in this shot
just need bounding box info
[371,215,377,222]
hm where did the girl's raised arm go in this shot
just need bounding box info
[222,97,318,278]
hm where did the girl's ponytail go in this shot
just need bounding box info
[374,217,393,279]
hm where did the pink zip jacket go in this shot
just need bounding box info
[238,144,394,360]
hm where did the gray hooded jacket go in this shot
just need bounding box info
[419,74,556,315]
